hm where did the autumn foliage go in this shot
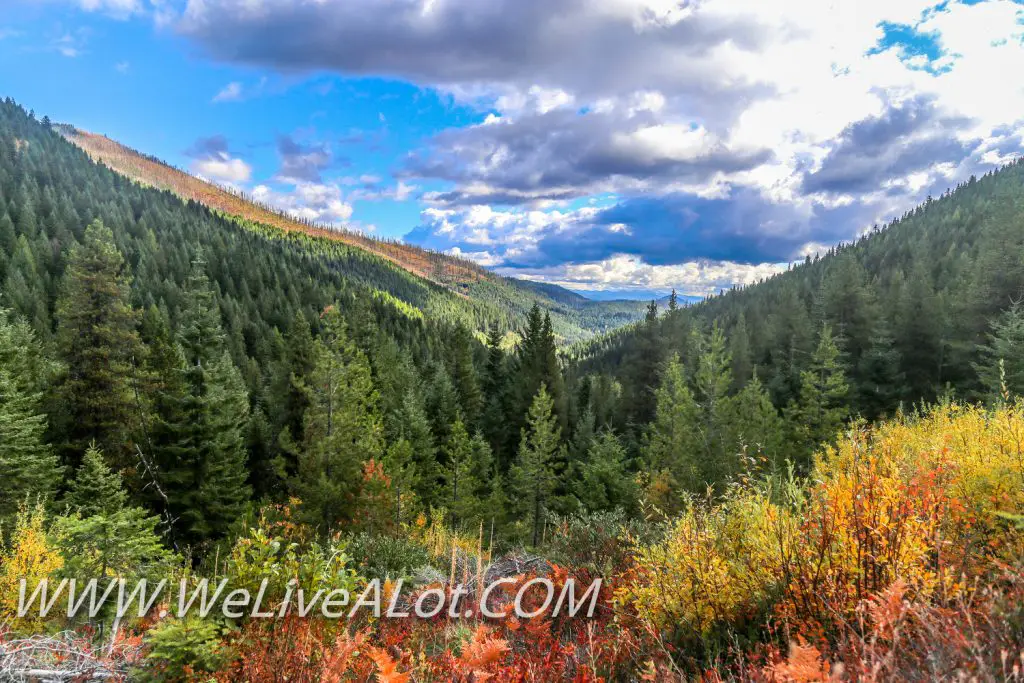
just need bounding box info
[2,401,1022,680]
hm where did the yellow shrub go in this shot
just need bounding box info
[0,504,64,633]
[616,487,789,636]
[781,402,1024,633]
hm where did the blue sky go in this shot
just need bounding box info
[1,0,1023,298]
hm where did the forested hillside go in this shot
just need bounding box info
[58,122,645,344]
[0,96,1021,681]
[572,159,1024,445]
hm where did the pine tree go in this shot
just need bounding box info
[0,307,61,527]
[56,444,174,582]
[788,324,849,467]
[54,220,145,471]
[576,430,636,514]
[730,312,753,392]
[857,320,905,420]
[973,299,1024,402]
[644,353,700,496]
[509,385,562,547]
[292,306,383,532]
[450,325,483,430]
[65,443,127,517]
[153,259,252,545]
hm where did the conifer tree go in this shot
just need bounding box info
[56,444,173,582]
[720,372,785,474]
[0,308,61,526]
[153,259,251,545]
[513,306,566,449]
[54,220,145,471]
[481,321,509,466]
[450,325,482,430]
[973,299,1024,402]
[397,388,439,509]
[292,306,383,532]
[576,430,636,514]
[693,324,732,464]
[509,385,562,547]
[382,438,417,525]
[896,260,945,402]
[625,300,663,426]
[730,312,753,392]
[645,353,700,495]
[788,324,849,467]
[857,320,905,420]
[268,310,316,466]
[65,443,127,517]
[444,418,478,527]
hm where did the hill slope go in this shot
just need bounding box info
[574,158,1024,422]
[58,124,645,343]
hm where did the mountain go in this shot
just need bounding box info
[56,124,645,343]
[573,157,1024,423]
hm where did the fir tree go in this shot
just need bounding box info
[730,312,753,392]
[693,323,732,474]
[644,353,700,496]
[857,320,905,420]
[56,444,174,583]
[382,438,417,525]
[509,385,562,547]
[788,324,849,467]
[153,259,252,545]
[576,430,636,514]
[292,306,383,532]
[444,418,478,527]
[65,443,127,517]
[0,307,61,527]
[973,299,1024,402]
[54,220,145,471]
[397,388,439,510]
[720,372,785,475]
[481,321,509,467]
[450,325,483,430]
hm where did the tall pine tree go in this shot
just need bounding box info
[54,220,146,472]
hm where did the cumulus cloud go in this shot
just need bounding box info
[406,106,772,206]
[275,134,334,183]
[500,255,788,297]
[802,94,975,195]
[178,0,771,111]
[251,182,354,226]
[185,135,252,185]
[169,0,1024,290]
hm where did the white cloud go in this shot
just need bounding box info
[500,255,788,297]
[212,81,243,103]
[251,182,354,225]
[192,154,252,185]
[77,0,143,17]
[174,0,1024,290]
